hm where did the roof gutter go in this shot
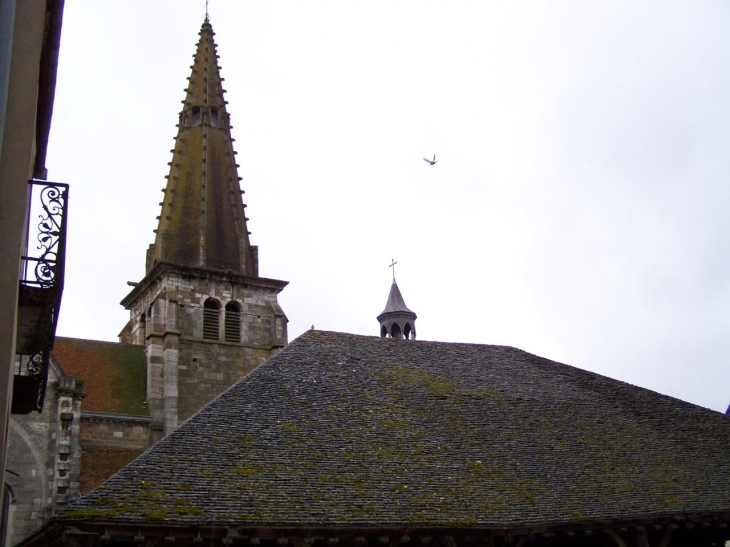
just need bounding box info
[32,0,65,180]
[81,411,151,423]
[16,512,730,547]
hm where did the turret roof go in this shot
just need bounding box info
[378,279,415,317]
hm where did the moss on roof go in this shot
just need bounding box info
[62,331,730,529]
[52,337,147,416]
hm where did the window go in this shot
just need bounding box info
[147,304,153,332]
[210,108,219,127]
[191,107,201,126]
[225,301,241,342]
[139,313,146,342]
[203,298,220,340]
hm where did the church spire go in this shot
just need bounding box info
[149,18,256,276]
[377,273,417,340]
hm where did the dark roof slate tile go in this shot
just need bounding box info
[62,331,730,528]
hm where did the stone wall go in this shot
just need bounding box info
[79,415,150,451]
[76,416,150,495]
[6,404,54,546]
[4,368,82,547]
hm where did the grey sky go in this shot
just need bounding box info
[49,1,730,411]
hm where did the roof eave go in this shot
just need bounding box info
[27,510,730,547]
[377,310,418,323]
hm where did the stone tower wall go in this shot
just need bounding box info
[122,265,287,437]
[177,340,271,422]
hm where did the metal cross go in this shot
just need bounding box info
[389,258,397,280]
[205,0,209,20]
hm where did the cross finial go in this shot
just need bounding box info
[389,258,397,281]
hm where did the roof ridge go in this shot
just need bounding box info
[54,336,142,348]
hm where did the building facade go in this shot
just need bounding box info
[0,0,68,544]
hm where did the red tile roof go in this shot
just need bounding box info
[79,447,146,494]
[52,337,148,417]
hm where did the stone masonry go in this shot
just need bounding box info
[79,416,150,452]
[5,361,82,547]
[120,264,287,439]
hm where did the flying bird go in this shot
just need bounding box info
[423,154,437,165]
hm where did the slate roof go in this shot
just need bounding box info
[61,330,730,529]
[378,280,415,316]
[52,337,148,416]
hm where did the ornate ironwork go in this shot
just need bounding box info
[25,353,44,376]
[13,180,69,414]
[22,182,68,289]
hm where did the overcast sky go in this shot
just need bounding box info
[47,1,730,412]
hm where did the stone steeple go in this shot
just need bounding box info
[149,18,255,276]
[120,18,288,441]
[378,279,417,339]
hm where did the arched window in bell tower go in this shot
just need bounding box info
[147,305,153,332]
[224,301,241,343]
[203,298,221,340]
[210,108,219,127]
[404,323,412,340]
[139,312,146,343]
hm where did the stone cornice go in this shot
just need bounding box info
[121,261,288,308]
[81,411,152,424]
[178,335,284,350]
[377,309,418,322]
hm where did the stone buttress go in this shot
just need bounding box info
[119,18,288,442]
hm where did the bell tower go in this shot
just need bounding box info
[119,18,288,441]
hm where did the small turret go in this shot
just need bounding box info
[377,279,417,339]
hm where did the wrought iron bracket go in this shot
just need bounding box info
[13,180,69,414]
